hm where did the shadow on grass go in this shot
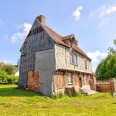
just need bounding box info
[0,86,43,97]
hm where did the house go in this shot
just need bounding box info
[18,15,96,96]
[14,65,19,76]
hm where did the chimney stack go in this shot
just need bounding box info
[36,15,46,25]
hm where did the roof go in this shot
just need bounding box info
[36,18,91,60]
[72,44,91,60]
[36,19,69,47]
[20,16,91,60]
[62,34,74,41]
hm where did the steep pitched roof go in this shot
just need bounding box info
[72,44,91,60]
[36,19,69,47]
[36,18,91,60]
[62,34,74,41]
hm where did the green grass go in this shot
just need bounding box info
[0,84,116,116]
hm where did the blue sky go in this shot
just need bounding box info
[0,0,116,72]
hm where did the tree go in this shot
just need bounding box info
[1,65,14,75]
[107,39,116,55]
[96,39,116,80]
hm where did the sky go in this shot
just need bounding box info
[0,0,116,72]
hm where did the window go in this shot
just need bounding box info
[84,75,87,83]
[73,55,77,65]
[70,54,73,63]
[68,73,72,84]
[85,60,87,69]
[70,54,77,65]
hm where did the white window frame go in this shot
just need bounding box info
[68,73,72,84]
[84,75,87,83]
[70,54,73,64]
[73,55,77,65]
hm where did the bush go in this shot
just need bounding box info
[0,70,18,84]
[75,91,82,97]
[53,91,64,99]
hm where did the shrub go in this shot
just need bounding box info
[53,91,64,99]
[75,91,82,97]
[0,70,18,84]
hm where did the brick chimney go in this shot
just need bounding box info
[36,15,46,25]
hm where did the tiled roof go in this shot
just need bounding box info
[72,44,91,60]
[62,34,74,41]
[38,18,91,60]
[37,19,91,60]
[37,19,69,47]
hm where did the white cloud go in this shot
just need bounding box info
[87,50,108,62]
[73,5,83,20]
[3,60,10,64]
[11,23,32,43]
[100,5,116,17]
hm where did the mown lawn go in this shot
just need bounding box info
[0,84,116,116]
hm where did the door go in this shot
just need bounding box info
[79,77,82,87]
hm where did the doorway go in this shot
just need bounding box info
[79,77,82,87]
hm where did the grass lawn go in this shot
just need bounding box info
[0,84,116,116]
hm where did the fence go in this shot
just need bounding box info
[96,78,116,95]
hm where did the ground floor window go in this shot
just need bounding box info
[84,75,87,83]
[68,73,72,84]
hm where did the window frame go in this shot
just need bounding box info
[70,54,77,65]
[70,54,73,64]
[84,75,87,83]
[85,60,87,69]
[68,73,72,84]
[73,55,77,65]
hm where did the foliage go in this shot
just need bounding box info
[75,91,82,97]
[108,39,116,55]
[96,39,116,79]
[0,84,116,116]
[1,65,14,75]
[0,62,4,64]
[0,70,18,84]
[53,91,64,99]
[96,55,116,79]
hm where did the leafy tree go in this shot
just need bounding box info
[107,39,116,55]
[0,70,8,82]
[1,65,14,75]
[96,39,116,80]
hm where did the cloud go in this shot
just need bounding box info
[73,5,83,20]
[11,23,32,43]
[87,50,108,62]
[100,5,116,17]
[88,5,116,26]
[3,60,10,64]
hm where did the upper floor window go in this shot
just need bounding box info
[68,73,72,84]
[85,60,87,69]
[73,55,77,65]
[70,54,73,63]
[70,54,77,65]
